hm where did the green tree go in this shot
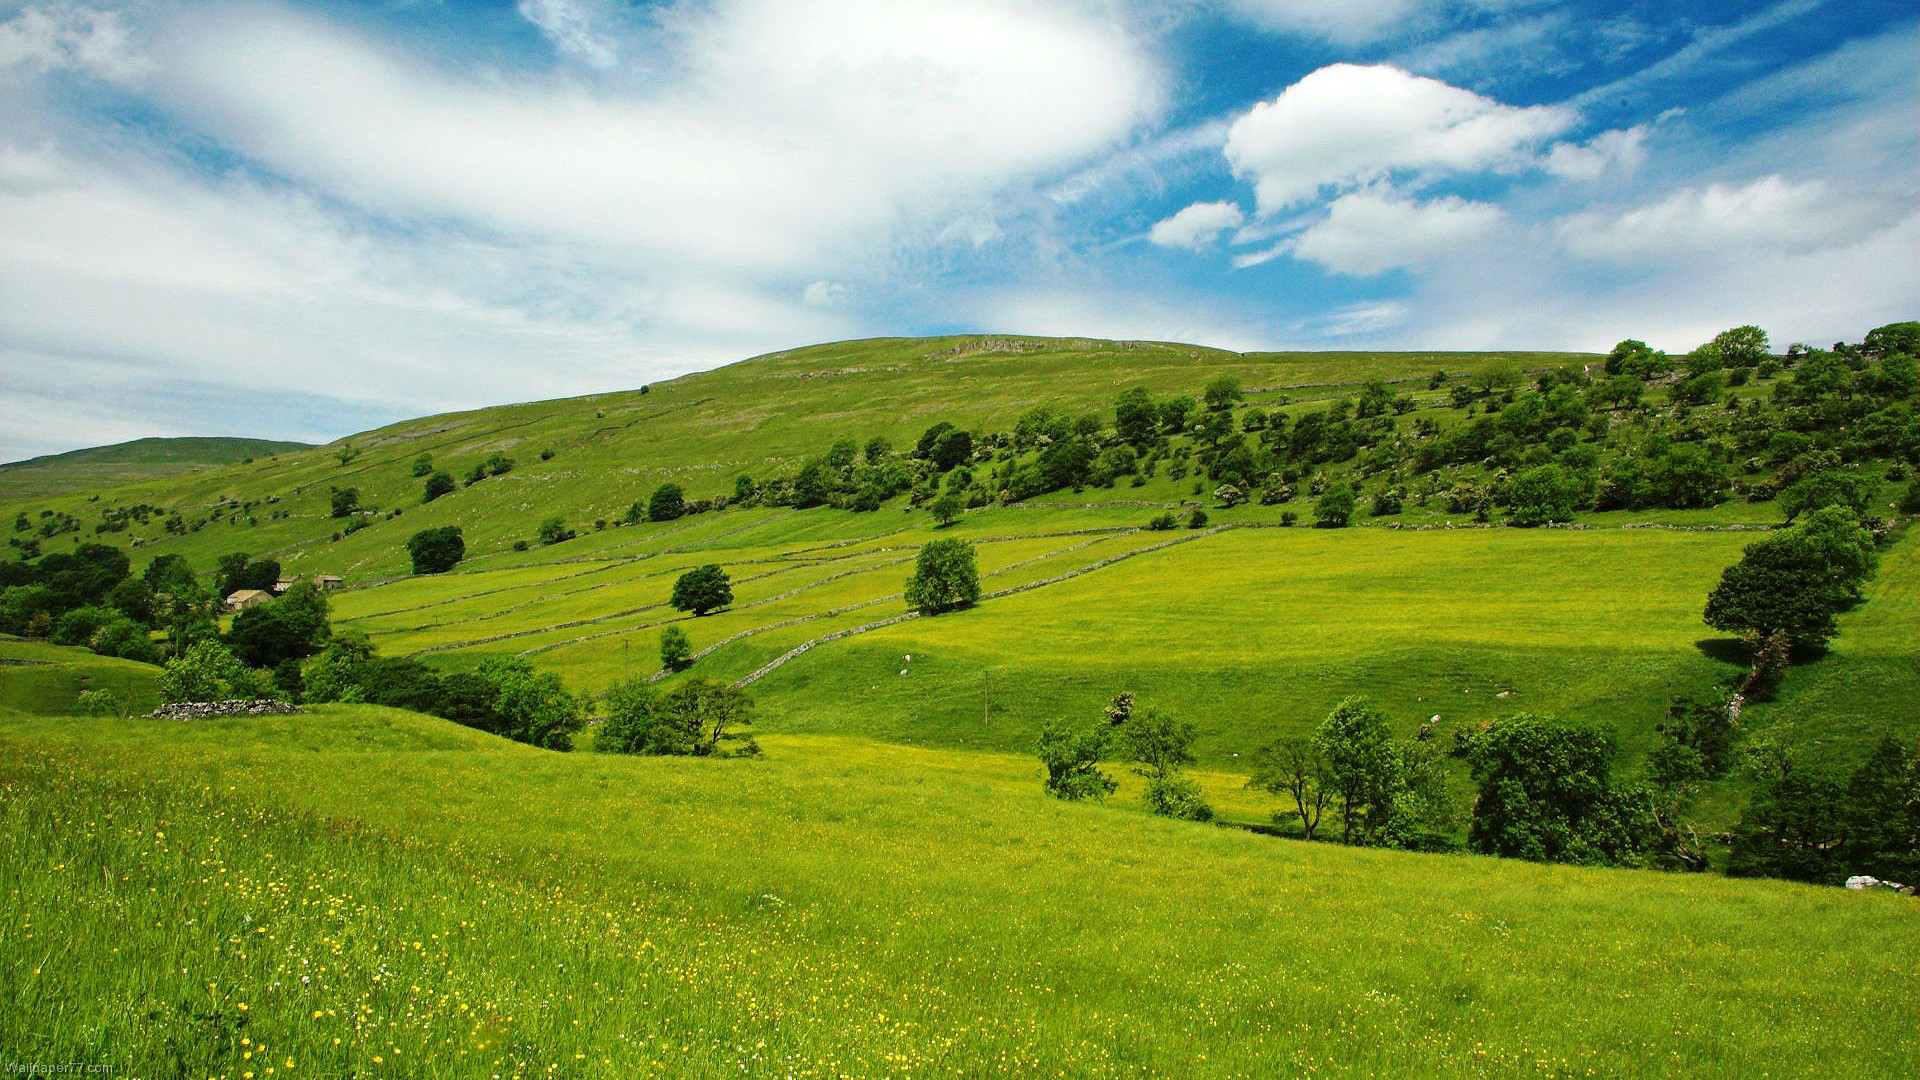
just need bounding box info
[1312,697,1401,844]
[905,538,980,615]
[537,517,576,545]
[1507,464,1582,526]
[406,526,465,574]
[1710,325,1770,367]
[1314,482,1355,528]
[1249,736,1332,840]
[329,486,360,518]
[623,677,759,757]
[670,565,733,615]
[648,483,686,521]
[1467,713,1648,865]
[1725,750,1845,883]
[1704,506,1878,650]
[1035,718,1118,801]
[1121,706,1212,820]
[158,640,272,702]
[1841,736,1920,884]
[423,470,456,502]
[930,429,974,471]
[1778,468,1876,521]
[473,656,584,751]
[411,452,434,477]
[659,625,692,670]
[928,493,963,527]
[1114,386,1158,445]
[1203,376,1243,412]
[227,582,331,669]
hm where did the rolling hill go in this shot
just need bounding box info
[0,435,315,498]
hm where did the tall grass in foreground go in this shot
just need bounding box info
[2,715,1916,1077]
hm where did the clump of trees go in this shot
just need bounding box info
[1250,696,1449,848]
[1036,692,1211,820]
[595,676,759,757]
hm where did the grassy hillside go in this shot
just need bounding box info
[0,436,314,498]
[2,702,1913,1078]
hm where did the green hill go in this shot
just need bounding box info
[0,436,315,498]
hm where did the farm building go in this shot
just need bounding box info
[224,589,273,612]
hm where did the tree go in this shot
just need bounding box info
[659,625,692,670]
[228,582,331,669]
[1035,718,1118,801]
[1861,320,1920,358]
[423,470,456,502]
[406,526,465,574]
[216,553,280,596]
[1647,445,1728,509]
[1312,697,1401,844]
[1214,483,1245,508]
[1778,468,1875,521]
[1121,706,1212,820]
[329,486,360,518]
[648,483,686,521]
[1203,376,1243,412]
[1507,464,1582,526]
[1467,713,1648,866]
[1709,325,1770,368]
[928,493,963,527]
[930,429,974,471]
[411,452,434,477]
[158,641,273,702]
[1704,506,1878,650]
[670,565,733,615]
[609,677,758,757]
[596,678,668,754]
[1249,736,1332,840]
[863,435,892,464]
[905,538,980,615]
[1841,736,1920,884]
[537,517,575,545]
[1726,751,1846,883]
[1314,482,1355,528]
[473,656,584,751]
[1114,386,1158,445]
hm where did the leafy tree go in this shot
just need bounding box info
[1473,361,1524,393]
[604,677,756,756]
[1114,386,1158,445]
[472,656,584,751]
[1203,375,1243,411]
[406,526,465,574]
[1159,394,1195,433]
[1214,483,1245,508]
[863,436,893,464]
[216,554,280,597]
[1121,706,1212,820]
[1506,464,1582,526]
[905,538,980,615]
[1312,697,1401,844]
[1704,506,1878,650]
[411,452,434,477]
[1778,468,1876,520]
[1861,320,1920,358]
[228,582,331,669]
[158,640,272,702]
[75,688,134,720]
[1710,325,1770,367]
[1249,736,1332,840]
[1036,718,1118,800]
[483,452,514,476]
[423,470,456,502]
[1314,482,1355,528]
[670,564,733,615]
[1841,736,1920,884]
[1726,750,1845,883]
[1605,339,1667,379]
[537,517,576,545]
[914,421,955,459]
[329,486,360,518]
[648,483,686,521]
[930,429,974,471]
[659,625,692,670]
[928,492,963,527]
[1467,713,1648,865]
[1648,445,1728,509]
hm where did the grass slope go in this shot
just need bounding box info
[0,436,313,497]
[2,705,1914,1078]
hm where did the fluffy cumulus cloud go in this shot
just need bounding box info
[1148,200,1245,249]
[1542,124,1649,180]
[1288,189,1506,275]
[1558,175,1898,261]
[1223,63,1572,213]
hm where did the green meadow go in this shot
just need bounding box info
[3,703,1915,1078]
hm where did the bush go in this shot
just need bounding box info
[905,538,980,615]
[1314,482,1355,528]
[406,526,465,574]
[537,517,576,545]
[423,470,456,502]
[158,641,273,702]
[1035,719,1118,801]
[659,625,692,670]
[1506,464,1582,526]
[648,483,686,521]
[1186,508,1209,529]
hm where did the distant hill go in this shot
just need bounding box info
[0,436,315,497]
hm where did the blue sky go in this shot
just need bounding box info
[0,0,1913,459]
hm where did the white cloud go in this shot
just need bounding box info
[1147,200,1244,250]
[1223,63,1571,213]
[1542,124,1649,180]
[516,0,623,69]
[0,1,149,80]
[1220,0,1419,45]
[1289,189,1506,275]
[802,279,852,306]
[1558,175,1896,261]
[148,0,1160,276]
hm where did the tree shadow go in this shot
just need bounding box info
[1693,638,1749,666]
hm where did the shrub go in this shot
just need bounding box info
[659,625,692,670]
[648,483,686,521]
[423,470,456,502]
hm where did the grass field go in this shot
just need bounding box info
[2,702,1915,1078]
